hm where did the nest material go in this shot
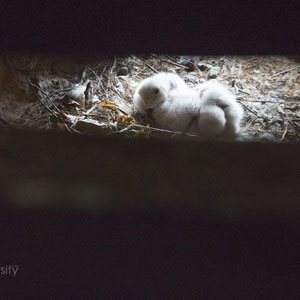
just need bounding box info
[8,54,300,142]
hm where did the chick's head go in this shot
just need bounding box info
[138,79,167,109]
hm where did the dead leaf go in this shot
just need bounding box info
[57,122,65,131]
[136,124,150,134]
[98,99,119,112]
[117,115,135,125]
[144,124,150,132]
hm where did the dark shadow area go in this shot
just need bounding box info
[0,127,300,297]
[1,1,299,55]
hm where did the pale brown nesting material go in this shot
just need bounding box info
[1,54,299,142]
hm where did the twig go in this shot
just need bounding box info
[63,123,73,133]
[88,67,108,96]
[26,77,57,116]
[161,58,186,69]
[149,54,162,61]
[98,79,107,94]
[114,123,200,138]
[95,64,108,92]
[237,100,260,118]
[116,124,136,133]
[280,124,288,141]
[252,93,259,101]
[237,89,251,96]
[69,121,83,134]
[164,54,178,62]
[26,77,61,112]
[150,54,187,69]
[270,66,300,78]
[111,86,124,99]
[233,81,239,95]
[106,58,117,91]
[290,120,300,129]
[238,98,285,104]
[84,104,99,117]
[100,64,108,75]
[146,64,158,73]
[245,118,255,129]
[110,56,117,75]
[237,97,300,106]
[88,67,101,86]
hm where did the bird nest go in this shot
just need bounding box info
[4,54,300,142]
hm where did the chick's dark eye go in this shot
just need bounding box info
[154,88,159,94]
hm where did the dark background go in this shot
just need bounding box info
[0,1,300,298]
[1,0,299,55]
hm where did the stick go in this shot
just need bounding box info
[164,54,178,62]
[105,58,117,92]
[161,58,186,69]
[26,77,57,116]
[280,125,288,141]
[290,120,300,130]
[237,97,300,106]
[270,66,299,78]
[109,56,117,76]
[237,89,251,96]
[115,123,201,138]
[88,67,101,86]
[236,100,260,118]
[150,54,187,69]
[26,77,61,112]
[146,64,158,73]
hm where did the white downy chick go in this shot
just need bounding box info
[133,74,243,137]
[133,72,201,132]
[195,79,244,136]
[133,72,188,115]
[151,86,201,132]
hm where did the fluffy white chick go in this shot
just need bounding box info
[133,74,243,138]
[133,72,202,132]
[196,79,244,136]
[133,72,188,115]
[151,86,201,132]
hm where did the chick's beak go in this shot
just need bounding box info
[143,99,150,108]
